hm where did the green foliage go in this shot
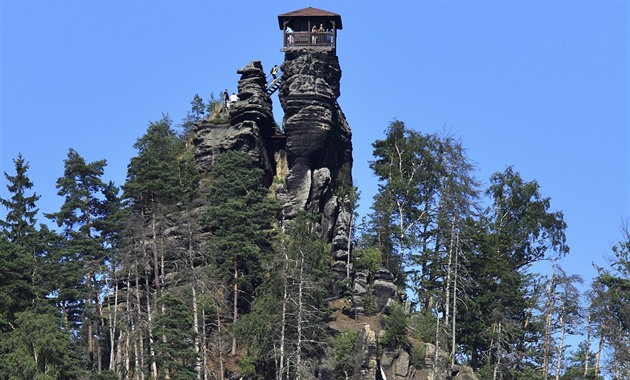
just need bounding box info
[591,224,630,378]
[0,236,36,330]
[124,114,198,209]
[409,312,437,343]
[236,213,332,379]
[235,290,282,360]
[238,355,262,379]
[204,92,222,116]
[333,161,356,200]
[1,153,41,245]
[333,331,358,379]
[362,292,376,316]
[0,303,80,380]
[486,166,569,267]
[353,246,381,273]
[381,302,409,349]
[366,120,479,297]
[457,167,569,372]
[337,278,353,298]
[154,293,198,380]
[409,343,427,369]
[180,93,206,141]
[202,150,279,293]
[44,148,119,342]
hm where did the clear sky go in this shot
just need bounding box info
[2,1,628,290]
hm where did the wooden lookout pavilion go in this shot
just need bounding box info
[278,7,342,52]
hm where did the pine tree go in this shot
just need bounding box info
[46,148,119,372]
[181,94,206,142]
[368,121,479,315]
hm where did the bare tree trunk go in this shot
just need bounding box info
[134,269,145,380]
[116,329,124,377]
[201,306,208,380]
[125,274,132,377]
[554,314,566,380]
[133,338,140,380]
[492,322,502,380]
[433,300,441,380]
[149,205,162,300]
[296,249,306,380]
[216,287,225,380]
[145,275,158,378]
[87,272,95,366]
[594,331,605,378]
[231,259,238,356]
[192,283,201,380]
[450,232,459,368]
[543,265,557,376]
[278,249,290,380]
[584,310,591,377]
[108,278,119,372]
[346,202,353,280]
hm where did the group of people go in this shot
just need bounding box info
[284,23,332,46]
[223,89,239,109]
[311,24,326,44]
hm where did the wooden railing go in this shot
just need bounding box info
[283,31,334,49]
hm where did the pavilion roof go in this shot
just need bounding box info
[277,7,343,29]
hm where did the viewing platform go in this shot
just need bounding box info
[278,7,342,53]
[282,31,335,51]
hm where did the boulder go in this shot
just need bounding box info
[350,325,378,380]
[373,279,397,313]
[453,365,478,380]
[381,348,411,380]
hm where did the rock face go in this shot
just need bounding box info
[278,49,353,273]
[194,51,353,272]
[350,325,378,380]
[193,60,279,184]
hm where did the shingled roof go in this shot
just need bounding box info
[277,7,343,30]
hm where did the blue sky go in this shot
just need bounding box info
[2,1,628,290]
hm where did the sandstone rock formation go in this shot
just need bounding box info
[191,51,480,380]
[194,51,353,273]
[278,48,353,274]
[351,325,378,380]
[193,60,279,183]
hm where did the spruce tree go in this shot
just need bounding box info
[119,114,202,378]
[458,167,569,377]
[1,153,41,245]
[592,224,630,378]
[0,302,80,380]
[154,293,198,380]
[202,150,279,356]
[0,236,35,331]
[0,154,41,327]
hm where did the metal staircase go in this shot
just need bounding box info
[266,71,283,95]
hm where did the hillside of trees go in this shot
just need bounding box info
[1,96,628,380]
